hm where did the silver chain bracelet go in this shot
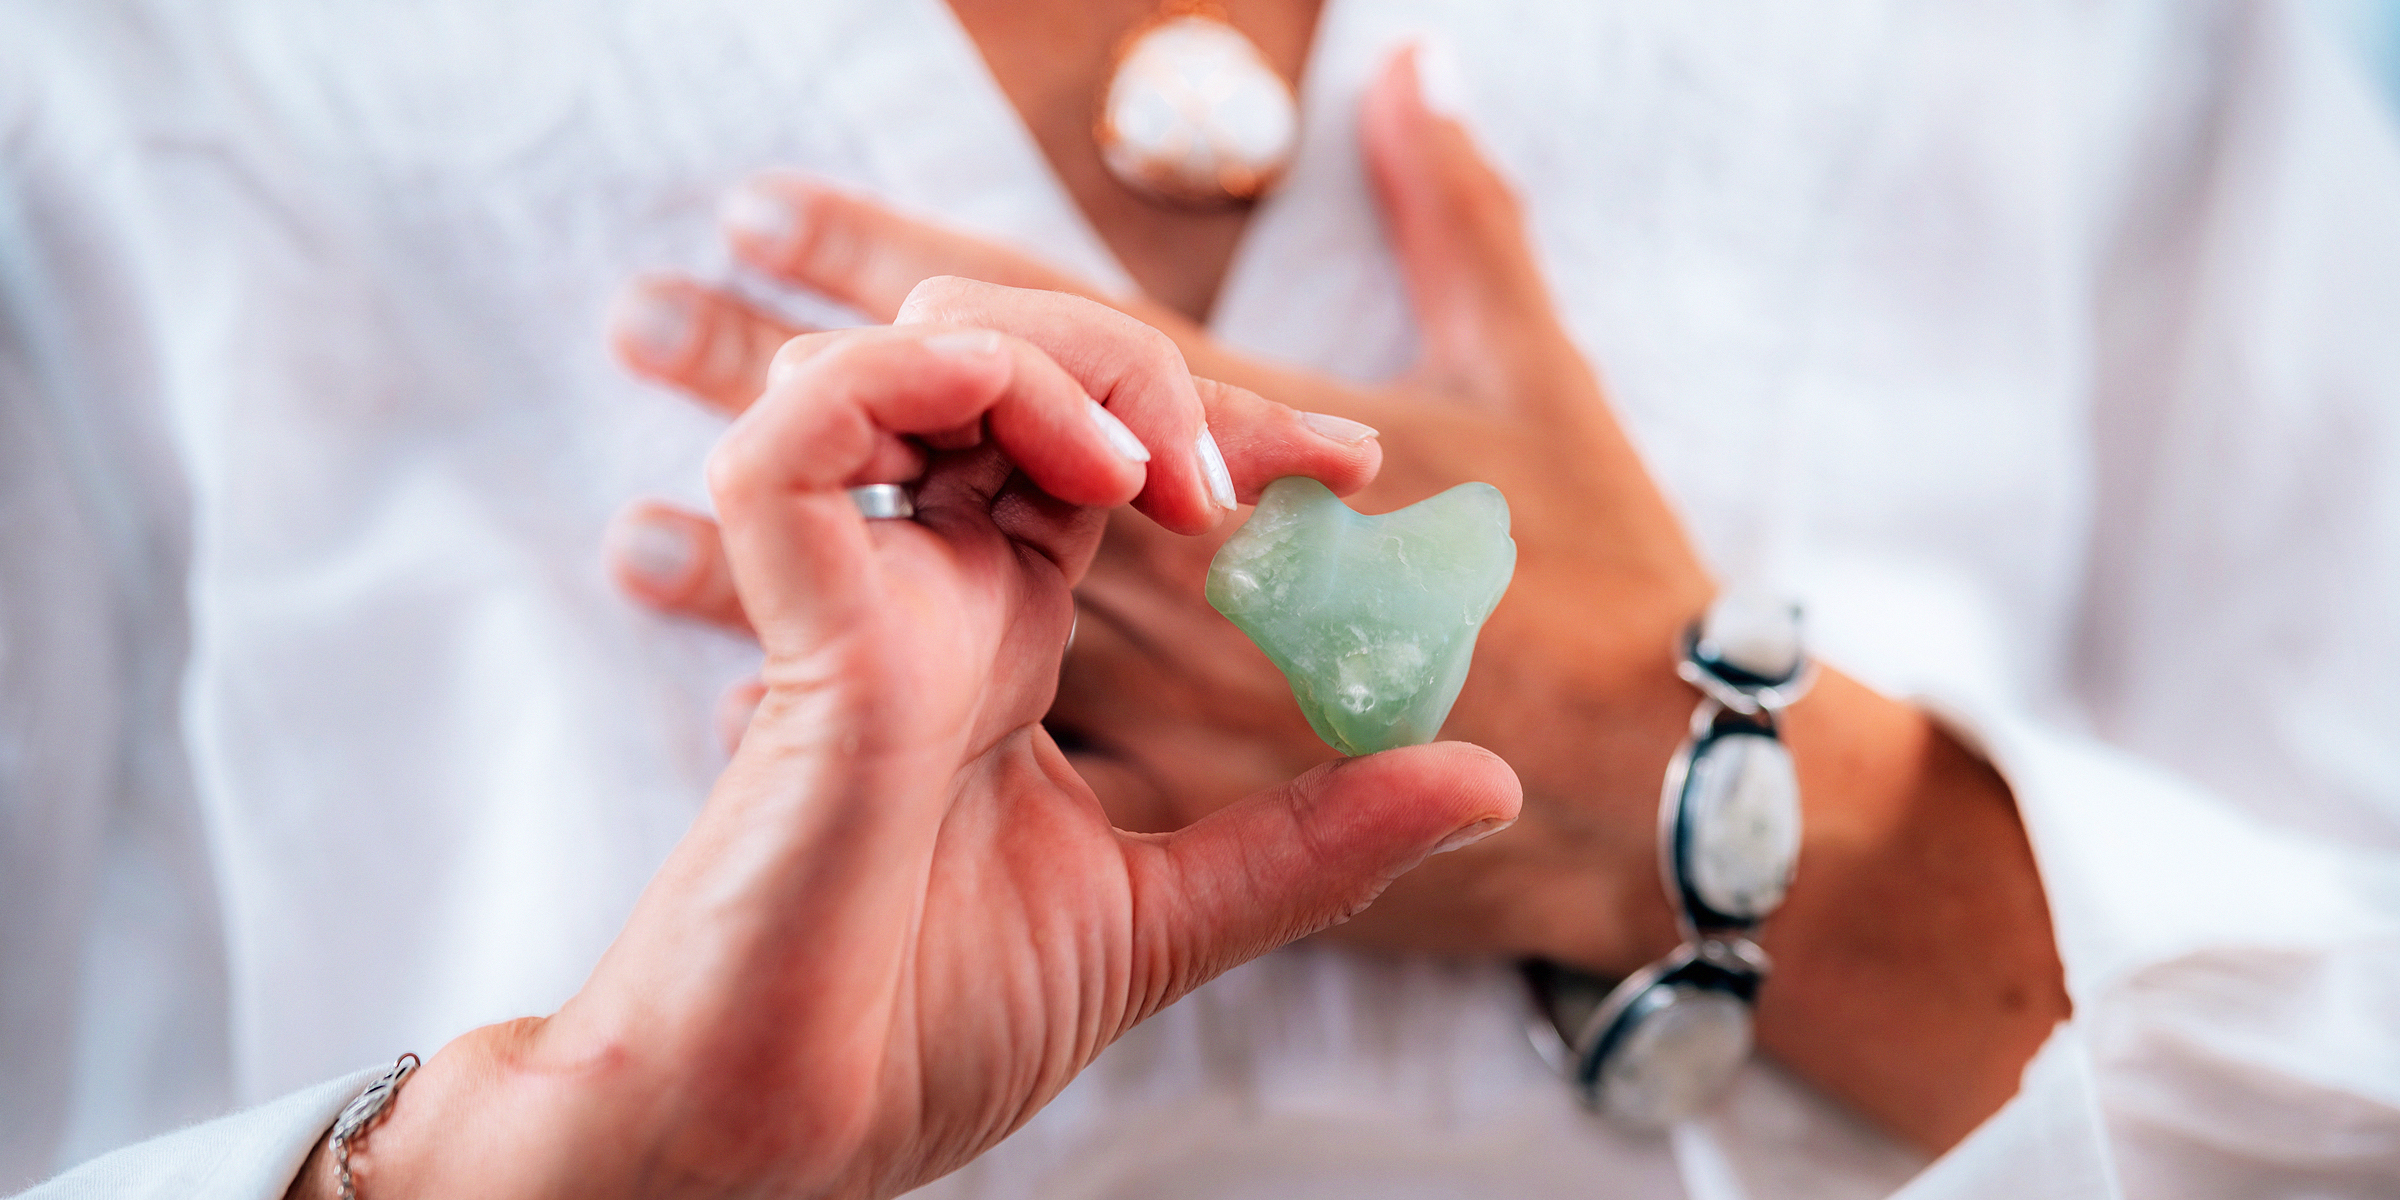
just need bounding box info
[329,1053,420,1200]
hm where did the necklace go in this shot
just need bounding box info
[1094,1,1300,208]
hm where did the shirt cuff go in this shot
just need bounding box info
[16,1066,384,1200]
[1906,692,2400,1194]
[1922,693,2394,1004]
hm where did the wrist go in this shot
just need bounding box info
[1754,670,2070,1149]
[1486,598,1701,975]
[286,1019,651,1200]
[1522,593,1812,1126]
[1775,669,1931,864]
[1515,589,2066,1145]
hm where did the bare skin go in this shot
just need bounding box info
[945,0,1324,321]
[604,47,2072,1153]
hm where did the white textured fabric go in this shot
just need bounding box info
[5,0,2400,1197]
[14,1067,376,1200]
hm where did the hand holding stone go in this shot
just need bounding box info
[604,49,1715,975]
[604,47,2070,1153]
[289,286,1523,1200]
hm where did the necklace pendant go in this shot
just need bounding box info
[1096,4,1300,208]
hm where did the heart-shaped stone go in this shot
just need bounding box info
[1206,476,1517,756]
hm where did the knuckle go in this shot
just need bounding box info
[1276,767,1345,866]
[765,330,856,390]
[1098,311,1190,386]
[705,417,803,510]
[787,190,868,282]
[1192,377,1262,419]
[1464,170,1527,230]
[702,438,755,507]
[1132,319,1183,369]
[765,334,813,385]
[685,302,749,389]
[894,274,974,324]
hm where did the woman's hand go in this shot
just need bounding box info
[605,49,2067,1151]
[609,47,1711,976]
[287,282,1521,1200]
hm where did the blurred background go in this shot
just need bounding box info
[2323,0,2400,107]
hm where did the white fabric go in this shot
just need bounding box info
[5,0,2399,1197]
[14,1067,376,1200]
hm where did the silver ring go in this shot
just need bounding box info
[848,484,914,520]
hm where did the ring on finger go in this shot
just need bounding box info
[848,483,915,520]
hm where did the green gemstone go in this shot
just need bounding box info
[1206,476,1517,756]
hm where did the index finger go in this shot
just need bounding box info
[716,174,1270,386]
[895,278,1382,536]
[710,325,1151,653]
[722,176,1092,323]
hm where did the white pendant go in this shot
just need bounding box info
[1096,11,1299,207]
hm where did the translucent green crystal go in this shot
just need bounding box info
[1205,476,1517,756]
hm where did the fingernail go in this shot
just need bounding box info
[720,181,796,248]
[925,328,1004,359]
[1087,399,1151,462]
[1412,39,1471,121]
[1300,412,1379,444]
[1194,427,1238,510]
[1430,815,1513,855]
[608,513,695,587]
[609,281,698,370]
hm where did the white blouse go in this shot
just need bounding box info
[5,0,2398,1197]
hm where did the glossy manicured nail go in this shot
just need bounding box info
[1300,412,1380,444]
[924,329,1004,359]
[720,182,796,248]
[609,282,697,369]
[1430,815,1513,855]
[1195,427,1238,509]
[1087,399,1151,462]
[1413,38,1470,120]
[608,513,695,587]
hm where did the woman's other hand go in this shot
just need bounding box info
[288,285,1521,1200]
[606,48,2066,1152]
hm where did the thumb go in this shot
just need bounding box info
[1121,742,1522,1022]
[1361,44,1581,404]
